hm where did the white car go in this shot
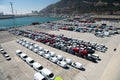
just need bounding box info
[64,58,72,65]
[16,50,22,56]
[71,62,83,69]
[43,54,50,59]
[33,48,39,53]
[44,49,49,53]
[49,57,58,63]
[34,72,47,80]
[40,68,55,80]
[91,54,100,60]
[34,44,39,48]
[49,52,56,57]
[56,55,63,61]
[0,48,4,53]
[28,46,34,50]
[37,51,45,56]
[25,57,35,67]
[29,42,34,46]
[16,40,19,43]
[57,61,68,68]
[38,47,44,51]
[19,40,23,44]
[25,41,29,44]
[21,42,26,46]
[20,53,28,61]
[33,62,43,72]
[2,52,11,60]
[25,44,29,48]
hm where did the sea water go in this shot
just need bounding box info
[0,17,63,29]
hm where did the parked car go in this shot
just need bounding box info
[56,55,63,61]
[49,57,58,63]
[25,57,35,67]
[64,58,72,65]
[38,47,44,51]
[91,54,100,60]
[20,53,28,61]
[34,72,47,80]
[33,48,39,53]
[21,42,26,46]
[16,50,22,56]
[33,44,39,48]
[0,48,4,53]
[86,54,97,62]
[43,54,51,59]
[44,49,49,53]
[2,52,11,60]
[28,46,34,50]
[37,51,45,56]
[25,44,29,48]
[33,62,43,72]
[49,52,56,57]
[40,68,55,80]
[16,40,19,43]
[71,62,83,70]
[57,61,68,69]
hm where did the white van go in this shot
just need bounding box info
[40,68,55,80]
[20,53,28,61]
[16,50,22,56]
[25,57,35,67]
[34,72,47,80]
[33,62,43,72]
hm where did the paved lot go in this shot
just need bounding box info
[0,27,120,80]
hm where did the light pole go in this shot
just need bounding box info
[9,2,15,27]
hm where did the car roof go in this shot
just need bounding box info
[26,57,33,61]
[60,61,66,65]
[41,68,52,75]
[33,62,42,67]
[75,62,82,66]
[20,53,27,56]
[16,50,22,53]
[34,72,45,80]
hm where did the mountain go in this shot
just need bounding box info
[39,0,120,16]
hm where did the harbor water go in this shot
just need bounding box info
[0,17,63,29]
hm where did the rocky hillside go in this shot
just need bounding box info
[39,0,120,15]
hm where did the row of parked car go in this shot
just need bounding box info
[60,26,119,38]
[16,39,84,70]
[0,46,11,61]
[35,21,119,38]
[9,29,105,62]
[16,50,55,80]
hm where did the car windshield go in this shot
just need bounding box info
[19,52,22,54]
[49,73,54,78]
[42,78,47,80]
[37,66,43,70]
[23,56,28,58]
[3,52,7,54]
[30,60,34,63]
